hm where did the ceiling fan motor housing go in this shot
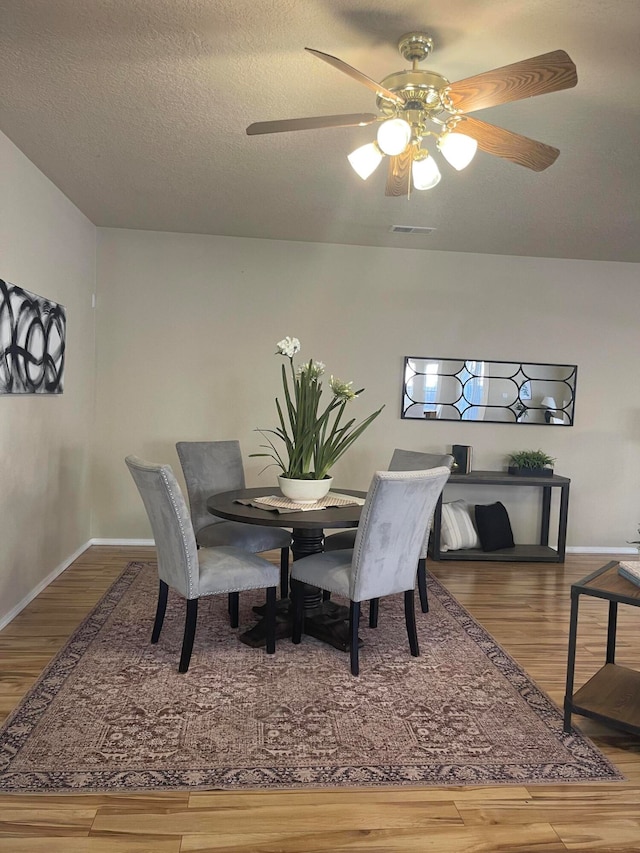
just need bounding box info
[377,70,450,116]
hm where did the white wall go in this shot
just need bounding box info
[95,228,639,549]
[0,131,96,624]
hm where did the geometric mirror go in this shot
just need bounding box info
[402,357,577,425]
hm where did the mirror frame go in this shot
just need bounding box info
[401,356,577,426]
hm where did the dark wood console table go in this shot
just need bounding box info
[563,561,640,735]
[430,469,570,563]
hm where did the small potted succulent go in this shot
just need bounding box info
[507,449,556,477]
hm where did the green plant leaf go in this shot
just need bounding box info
[253,343,384,479]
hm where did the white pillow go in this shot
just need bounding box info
[440,500,481,551]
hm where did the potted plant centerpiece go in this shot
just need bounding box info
[507,449,556,477]
[252,336,384,502]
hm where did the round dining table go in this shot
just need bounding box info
[206,486,366,652]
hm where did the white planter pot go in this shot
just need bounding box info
[278,475,333,503]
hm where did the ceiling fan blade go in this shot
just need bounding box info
[246,113,378,135]
[305,47,404,105]
[457,116,560,171]
[447,50,577,113]
[385,149,413,197]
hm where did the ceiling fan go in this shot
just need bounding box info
[246,33,578,197]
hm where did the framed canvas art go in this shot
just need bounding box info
[0,279,66,394]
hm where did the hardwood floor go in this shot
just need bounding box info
[1,546,639,852]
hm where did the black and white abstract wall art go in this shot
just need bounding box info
[0,279,66,394]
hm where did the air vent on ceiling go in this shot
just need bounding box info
[390,225,436,235]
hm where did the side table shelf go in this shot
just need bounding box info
[429,470,570,563]
[564,561,640,735]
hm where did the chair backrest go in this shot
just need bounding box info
[125,455,199,599]
[176,440,246,535]
[388,448,454,472]
[350,467,450,602]
[388,449,454,558]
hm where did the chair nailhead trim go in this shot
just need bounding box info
[160,468,196,598]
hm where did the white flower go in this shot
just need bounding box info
[297,360,325,379]
[330,376,358,401]
[275,336,301,358]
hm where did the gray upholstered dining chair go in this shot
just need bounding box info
[323,449,454,615]
[126,455,279,673]
[291,467,451,676]
[176,441,292,597]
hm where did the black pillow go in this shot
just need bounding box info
[474,502,515,552]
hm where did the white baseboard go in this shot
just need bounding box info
[0,539,157,631]
[0,539,93,631]
[91,542,638,555]
[566,546,637,555]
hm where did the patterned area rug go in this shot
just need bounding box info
[0,562,622,793]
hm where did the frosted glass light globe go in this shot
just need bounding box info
[347,142,383,180]
[438,132,478,171]
[376,118,411,156]
[412,154,441,190]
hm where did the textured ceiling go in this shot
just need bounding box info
[1,0,639,261]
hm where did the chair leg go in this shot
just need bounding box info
[280,547,290,599]
[350,601,361,676]
[265,586,276,654]
[417,557,429,613]
[229,592,240,628]
[179,598,198,673]
[404,589,420,658]
[369,597,379,628]
[291,579,304,644]
[151,580,169,644]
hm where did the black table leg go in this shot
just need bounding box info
[606,601,618,664]
[557,484,570,562]
[540,486,551,546]
[563,590,580,732]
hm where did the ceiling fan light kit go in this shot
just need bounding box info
[247,31,578,199]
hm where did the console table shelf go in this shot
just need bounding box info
[438,544,561,563]
[570,664,640,733]
[430,469,570,563]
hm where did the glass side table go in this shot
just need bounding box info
[564,560,640,735]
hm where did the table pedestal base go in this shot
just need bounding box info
[239,525,363,652]
[239,598,294,647]
[241,598,362,652]
[303,600,363,652]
